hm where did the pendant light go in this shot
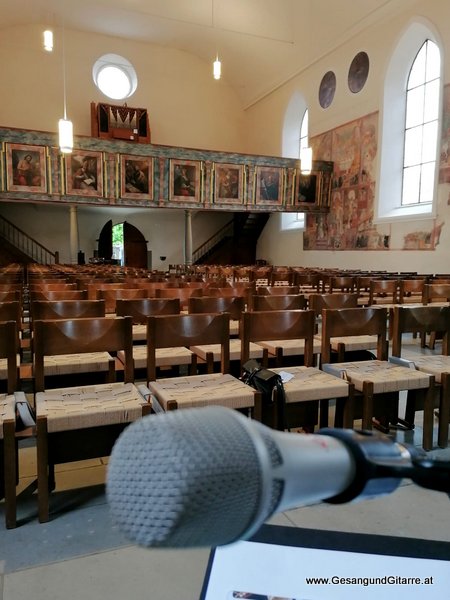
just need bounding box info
[43,30,53,52]
[58,15,73,153]
[213,55,221,80]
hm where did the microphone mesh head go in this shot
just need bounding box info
[107,406,263,547]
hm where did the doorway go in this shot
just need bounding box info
[98,220,148,268]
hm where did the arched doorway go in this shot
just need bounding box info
[97,220,148,268]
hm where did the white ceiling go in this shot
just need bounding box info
[1,0,411,107]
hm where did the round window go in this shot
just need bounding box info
[93,54,137,100]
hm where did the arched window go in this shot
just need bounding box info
[402,40,440,206]
[281,94,308,230]
[377,21,442,222]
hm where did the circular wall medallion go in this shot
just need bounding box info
[348,51,369,93]
[319,71,336,109]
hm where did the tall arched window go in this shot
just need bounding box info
[402,40,440,206]
[377,21,442,222]
[282,92,308,230]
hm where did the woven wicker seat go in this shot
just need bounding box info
[35,316,151,523]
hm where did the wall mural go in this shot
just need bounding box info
[305,92,450,252]
[304,112,390,250]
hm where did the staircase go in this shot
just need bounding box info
[0,215,59,266]
[193,212,270,265]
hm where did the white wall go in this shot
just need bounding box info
[2,2,450,274]
[0,203,230,269]
[0,24,244,152]
[249,0,450,273]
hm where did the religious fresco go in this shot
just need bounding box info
[402,221,444,250]
[439,83,450,184]
[304,112,390,250]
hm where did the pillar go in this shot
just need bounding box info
[69,205,79,264]
[184,209,193,267]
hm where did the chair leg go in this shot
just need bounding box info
[422,376,435,452]
[3,420,17,529]
[438,374,450,449]
[37,416,50,523]
[362,382,374,430]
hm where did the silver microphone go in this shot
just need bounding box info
[106,406,421,548]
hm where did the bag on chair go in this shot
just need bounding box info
[241,359,287,429]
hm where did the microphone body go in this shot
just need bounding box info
[106,406,425,548]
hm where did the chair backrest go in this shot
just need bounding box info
[321,306,388,364]
[422,283,450,305]
[293,272,321,292]
[85,282,132,300]
[398,278,426,303]
[368,279,399,305]
[251,294,306,312]
[146,313,230,380]
[329,276,356,294]
[33,316,134,391]
[30,290,88,301]
[29,283,77,292]
[0,290,21,304]
[116,297,181,322]
[308,293,359,318]
[269,269,294,286]
[188,296,245,320]
[31,300,106,324]
[155,287,203,309]
[97,288,148,313]
[0,321,19,393]
[391,305,450,356]
[241,309,316,367]
[257,285,300,296]
[0,301,22,348]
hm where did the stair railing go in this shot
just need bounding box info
[0,214,59,264]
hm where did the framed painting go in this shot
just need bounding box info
[169,159,201,203]
[120,154,153,200]
[255,166,283,205]
[295,171,319,208]
[213,162,244,204]
[65,150,103,197]
[5,143,47,193]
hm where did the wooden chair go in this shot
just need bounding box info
[293,272,321,298]
[116,297,181,342]
[321,307,435,449]
[269,269,294,286]
[398,278,426,304]
[0,321,22,528]
[309,293,359,319]
[422,283,450,305]
[243,308,321,369]
[309,293,371,362]
[96,288,148,314]
[251,294,306,312]
[241,310,352,431]
[0,301,23,364]
[155,286,203,310]
[256,285,300,296]
[115,298,192,376]
[30,290,88,302]
[368,279,399,307]
[391,305,450,449]
[146,313,260,418]
[35,315,151,522]
[187,296,263,371]
[31,299,106,324]
[329,276,356,294]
